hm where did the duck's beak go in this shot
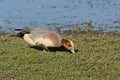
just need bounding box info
[71,50,75,54]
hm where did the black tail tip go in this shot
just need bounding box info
[15,29,23,31]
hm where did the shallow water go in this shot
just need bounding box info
[0,0,120,32]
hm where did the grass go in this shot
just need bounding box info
[0,31,120,80]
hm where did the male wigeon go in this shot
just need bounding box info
[15,28,75,53]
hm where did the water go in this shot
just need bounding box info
[0,0,120,32]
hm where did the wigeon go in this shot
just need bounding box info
[15,28,75,53]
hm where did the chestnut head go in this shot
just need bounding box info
[61,39,75,53]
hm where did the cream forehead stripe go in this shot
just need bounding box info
[69,40,74,46]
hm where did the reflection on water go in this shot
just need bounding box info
[0,0,120,32]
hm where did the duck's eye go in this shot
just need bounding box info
[68,44,72,47]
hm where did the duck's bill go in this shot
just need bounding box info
[71,50,75,54]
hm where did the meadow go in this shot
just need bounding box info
[0,30,120,80]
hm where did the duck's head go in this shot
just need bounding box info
[61,39,75,53]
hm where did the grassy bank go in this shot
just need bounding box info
[0,30,120,80]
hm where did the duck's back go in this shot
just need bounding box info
[30,28,53,38]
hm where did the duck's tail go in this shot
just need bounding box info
[15,28,31,38]
[14,29,23,31]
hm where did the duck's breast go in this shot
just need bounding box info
[48,31,61,47]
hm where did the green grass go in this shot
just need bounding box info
[0,31,120,80]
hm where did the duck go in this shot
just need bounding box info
[15,28,75,53]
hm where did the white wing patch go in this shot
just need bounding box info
[23,34,36,46]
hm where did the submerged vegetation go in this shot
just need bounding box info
[0,29,120,80]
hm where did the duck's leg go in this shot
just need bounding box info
[35,42,49,52]
[42,45,49,52]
